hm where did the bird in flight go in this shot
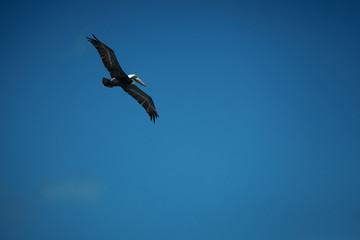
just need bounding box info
[87,34,159,123]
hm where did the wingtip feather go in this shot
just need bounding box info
[92,34,100,41]
[86,34,100,43]
[150,112,159,123]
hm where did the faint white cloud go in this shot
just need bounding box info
[59,30,89,58]
[39,177,104,203]
[0,189,33,224]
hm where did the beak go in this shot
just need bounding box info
[137,78,148,87]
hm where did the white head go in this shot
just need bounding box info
[128,74,148,87]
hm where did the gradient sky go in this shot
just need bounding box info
[1,0,360,239]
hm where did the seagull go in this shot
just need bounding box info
[87,35,159,123]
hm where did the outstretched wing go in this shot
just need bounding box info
[87,34,128,79]
[121,84,159,123]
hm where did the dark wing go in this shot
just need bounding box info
[121,84,159,123]
[87,34,128,79]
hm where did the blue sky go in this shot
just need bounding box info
[1,0,359,239]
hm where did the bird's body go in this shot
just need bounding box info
[87,35,159,122]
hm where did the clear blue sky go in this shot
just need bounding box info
[1,0,359,239]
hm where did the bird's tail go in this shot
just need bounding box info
[102,78,114,88]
